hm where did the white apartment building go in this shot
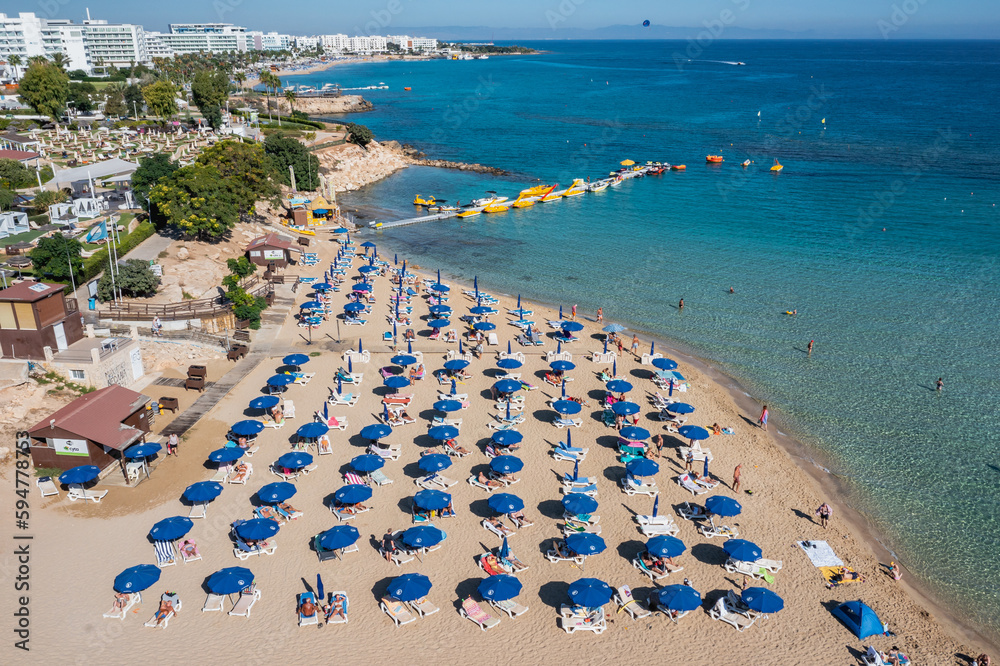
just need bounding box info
[294,36,319,50]
[248,31,291,51]
[346,35,386,53]
[386,35,438,52]
[320,34,349,51]
[163,23,248,53]
[0,13,86,71]
[82,19,147,69]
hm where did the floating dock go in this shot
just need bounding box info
[368,210,463,229]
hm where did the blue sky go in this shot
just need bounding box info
[39,1,1000,38]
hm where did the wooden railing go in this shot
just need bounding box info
[96,281,273,322]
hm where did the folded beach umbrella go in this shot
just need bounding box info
[679,425,710,441]
[427,425,460,441]
[478,574,522,602]
[626,458,660,477]
[665,402,695,414]
[317,525,360,551]
[566,533,606,555]
[275,451,314,470]
[443,359,470,371]
[427,318,451,329]
[391,354,417,367]
[282,353,310,368]
[388,573,432,601]
[652,585,701,612]
[418,454,452,472]
[297,422,329,439]
[231,419,265,436]
[413,489,451,511]
[206,567,255,595]
[646,535,686,559]
[344,302,366,313]
[257,481,296,504]
[235,518,280,541]
[552,399,582,415]
[602,323,626,333]
[149,516,193,542]
[567,578,613,607]
[334,484,373,505]
[606,379,633,393]
[490,455,524,474]
[183,481,223,503]
[429,304,452,315]
[473,321,496,331]
[611,401,640,416]
[562,493,599,516]
[267,374,296,388]
[652,357,679,371]
[59,465,101,486]
[496,357,522,370]
[493,379,522,394]
[433,399,463,414]
[209,447,245,464]
[498,535,511,560]
[619,425,650,441]
[384,376,411,391]
[487,493,524,514]
[723,539,763,562]
[125,442,161,460]
[114,564,161,593]
[705,495,742,517]
[249,395,280,411]
[742,588,784,614]
[831,600,883,639]
[550,360,576,372]
[360,424,392,440]
[350,454,385,474]
[491,430,523,447]
[469,305,494,315]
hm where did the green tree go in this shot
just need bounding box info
[284,88,296,114]
[148,163,240,240]
[233,71,246,92]
[265,132,320,191]
[132,153,179,213]
[226,256,257,280]
[68,81,97,114]
[50,53,70,71]
[123,84,144,116]
[196,140,277,205]
[29,234,83,282]
[0,158,34,189]
[103,82,127,117]
[0,189,15,210]
[191,69,229,130]
[222,256,266,329]
[8,55,22,82]
[346,122,374,148]
[142,79,178,119]
[96,258,159,301]
[30,189,67,213]
[17,61,70,124]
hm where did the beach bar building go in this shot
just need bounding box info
[0,281,83,358]
[245,232,299,268]
[27,385,151,475]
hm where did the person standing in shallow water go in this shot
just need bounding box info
[936,377,944,391]
[678,298,684,310]
[808,339,814,355]
[758,405,769,431]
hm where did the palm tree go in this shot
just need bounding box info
[50,52,69,71]
[260,69,275,123]
[233,71,246,93]
[8,54,22,82]
[284,89,297,115]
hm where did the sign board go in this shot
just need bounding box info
[263,249,284,260]
[150,264,162,277]
[130,347,144,382]
[51,437,89,456]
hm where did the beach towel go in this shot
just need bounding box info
[820,566,860,586]
[798,540,843,568]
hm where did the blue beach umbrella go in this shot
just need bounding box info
[493,379,522,394]
[602,323,626,333]
[206,567,255,595]
[235,518,280,541]
[652,357,679,371]
[333,227,349,234]
[114,564,161,593]
[249,395,279,411]
[611,401,640,416]
[491,430,523,447]
[705,495,742,517]
[300,301,323,310]
[352,283,372,293]
[430,283,450,293]
[496,357,522,370]
[550,360,575,372]
[723,539,763,562]
[560,321,584,332]
[433,399,463,413]
[652,585,702,612]
[257,482,296,504]
[418,454,452,472]
[391,354,417,367]
[470,306,493,315]
[428,425,460,441]
[488,493,524,514]
[742,588,784,614]
[267,374,295,388]
[479,574,522,602]
[312,282,333,291]
[351,454,385,473]
[335,484,373,505]
[183,481,223,503]
[606,379,633,393]
[317,525,360,551]
[646,535,686,558]
[387,573,432,601]
[359,265,379,274]
[344,302,366,313]
[59,465,101,486]
[125,442,161,460]
[427,318,451,329]
[275,451,314,470]
[626,458,660,477]
[666,402,695,414]
[565,533,606,555]
[209,447,245,463]
[562,493,599,516]
[149,516,193,542]
[473,321,496,331]
[429,304,452,315]
[490,455,524,474]
[282,353,310,367]
[620,425,650,441]
[384,376,411,390]
[413,489,451,511]
[443,359,470,371]
[567,578,613,607]
[679,425,710,441]
[360,424,392,440]
[231,419,265,436]
[552,399,582,415]
[361,241,377,249]
[297,422,329,439]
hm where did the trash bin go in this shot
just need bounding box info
[88,297,96,310]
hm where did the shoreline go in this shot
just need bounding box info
[361,229,999,656]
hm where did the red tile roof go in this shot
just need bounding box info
[246,233,293,251]
[29,385,150,450]
[0,149,40,162]
[0,281,65,303]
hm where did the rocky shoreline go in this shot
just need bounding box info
[385,141,509,176]
[232,94,373,117]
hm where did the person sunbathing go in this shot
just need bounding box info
[324,594,347,622]
[153,599,175,626]
[827,567,866,587]
[684,503,708,519]
[481,553,506,575]
[477,472,504,489]
[441,502,456,517]
[493,471,519,484]
[278,502,300,517]
[509,510,533,527]
[300,598,317,619]
[552,540,575,559]
[179,540,198,559]
[487,516,513,535]
[230,464,249,482]
[447,439,470,455]
[112,592,130,611]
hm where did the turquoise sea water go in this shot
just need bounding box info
[296,41,1000,632]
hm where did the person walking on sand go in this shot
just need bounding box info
[684,450,694,472]
[631,334,640,358]
[571,304,577,321]
[816,502,833,528]
[808,339,814,355]
[936,377,944,391]
[758,405,769,431]
[616,337,623,355]
[732,463,742,492]
[596,307,603,322]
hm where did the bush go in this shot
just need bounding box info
[82,221,156,282]
[96,258,159,301]
[346,122,374,148]
[29,189,67,213]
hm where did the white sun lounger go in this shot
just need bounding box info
[561,522,602,536]
[229,587,261,618]
[491,598,529,618]
[468,475,502,493]
[483,519,515,539]
[381,598,417,626]
[639,521,680,537]
[621,475,659,496]
[553,417,583,429]
[104,592,140,619]
[202,593,225,612]
[677,474,709,496]
[407,597,440,617]
[709,597,756,632]
[614,585,651,620]
[461,597,501,631]
[416,473,458,490]
[67,485,108,502]
[36,476,59,497]
[724,558,771,580]
[560,613,606,634]
[327,392,359,407]
[698,519,739,539]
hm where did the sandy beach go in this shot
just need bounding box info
[3,232,985,665]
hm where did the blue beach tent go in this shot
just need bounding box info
[831,600,883,639]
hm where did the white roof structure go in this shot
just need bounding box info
[52,158,140,186]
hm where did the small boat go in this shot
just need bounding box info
[456,209,482,218]
[736,62,746,66]
[413,195,436,206]
[519,184,551,197]
[706,155,724,163]
[477,55,489,60]
[741,159,751,168]
[587,180,611,192]
[563,179,587,197]
[483,202,509,213]
[770,159,783,172]
[540,185,567,202]
[404,87,411,91]
[471,195,507,207]
[512,198,537,208]
[646,166,665,175]
[671,165,686,171]
[282,221,316,236]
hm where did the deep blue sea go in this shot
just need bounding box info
[295,40,1000,631]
